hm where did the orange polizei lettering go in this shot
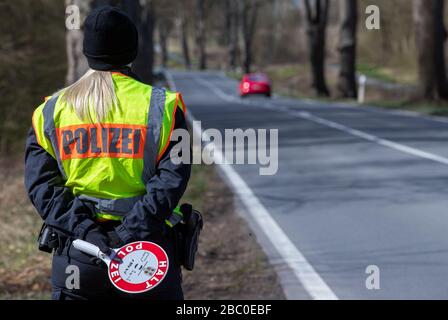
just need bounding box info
[56,124,146,160]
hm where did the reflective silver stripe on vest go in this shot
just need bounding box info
[78,194,143,216]
[43,95,67,179]
[143,87,166,181]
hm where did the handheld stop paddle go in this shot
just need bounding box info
[72,239,169,294]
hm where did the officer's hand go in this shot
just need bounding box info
[107,230,123,249]
[84,225,111,255]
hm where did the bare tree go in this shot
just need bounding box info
[338,0,358,98]
[223,0,232,47]
[434,0,448,99]
[123,0,155,84]
[413,0,448,100]
[158,17,172,68]
[195,0,207,70]
[225,0,240,70]
[269,0,283,63]
[303,0,330,96]
[241,0,260,74]
[178,1,191,69]
[413,0,435,99]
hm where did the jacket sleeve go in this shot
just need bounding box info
[24,128,97,238]
[115,106,192,242]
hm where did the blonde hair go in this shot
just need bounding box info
[60,69,117,123]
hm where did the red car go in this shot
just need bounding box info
[239,73,271,97]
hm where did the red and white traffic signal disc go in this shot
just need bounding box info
[108,241,169,294]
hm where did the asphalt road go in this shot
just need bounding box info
[169,70,448,299]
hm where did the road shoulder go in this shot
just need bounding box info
[182,164,285,300]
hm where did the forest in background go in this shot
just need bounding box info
[0,0,66,155]
[1,0,448,155]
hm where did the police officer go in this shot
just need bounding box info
[24,6,191,300]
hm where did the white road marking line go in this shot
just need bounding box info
[192,72,448,167]
[166,71,338,300]
[188,110,338,300]
[194,76,238,103]
[167,70,448,300]
[295,111,448,166]
[284,94,448,125]
[172,70,448,125]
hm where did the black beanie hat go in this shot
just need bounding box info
[83,6,138,71]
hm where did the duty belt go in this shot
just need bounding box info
[78,194,183,227]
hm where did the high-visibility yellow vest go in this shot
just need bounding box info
[32,72,186,223]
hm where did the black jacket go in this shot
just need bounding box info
[24,75,191,243]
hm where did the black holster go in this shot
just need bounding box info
[37,223,68,255]
[37,224,59,253]
[174,204,203,271]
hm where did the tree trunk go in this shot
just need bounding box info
[123,0,155,84]
[65,0,92,85]
[338,0,358,98]
[223,0,232,47]
[158,18,171,68]
[413,0,436,100]
[179,1,191,70]
[227,0,240,70]
[434,0,448,99]
[304,0,330,97]
[195,0,207,70]
[241,0,259,74]
[269,0,282,63]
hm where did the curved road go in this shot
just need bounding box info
[169,70,448,299]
